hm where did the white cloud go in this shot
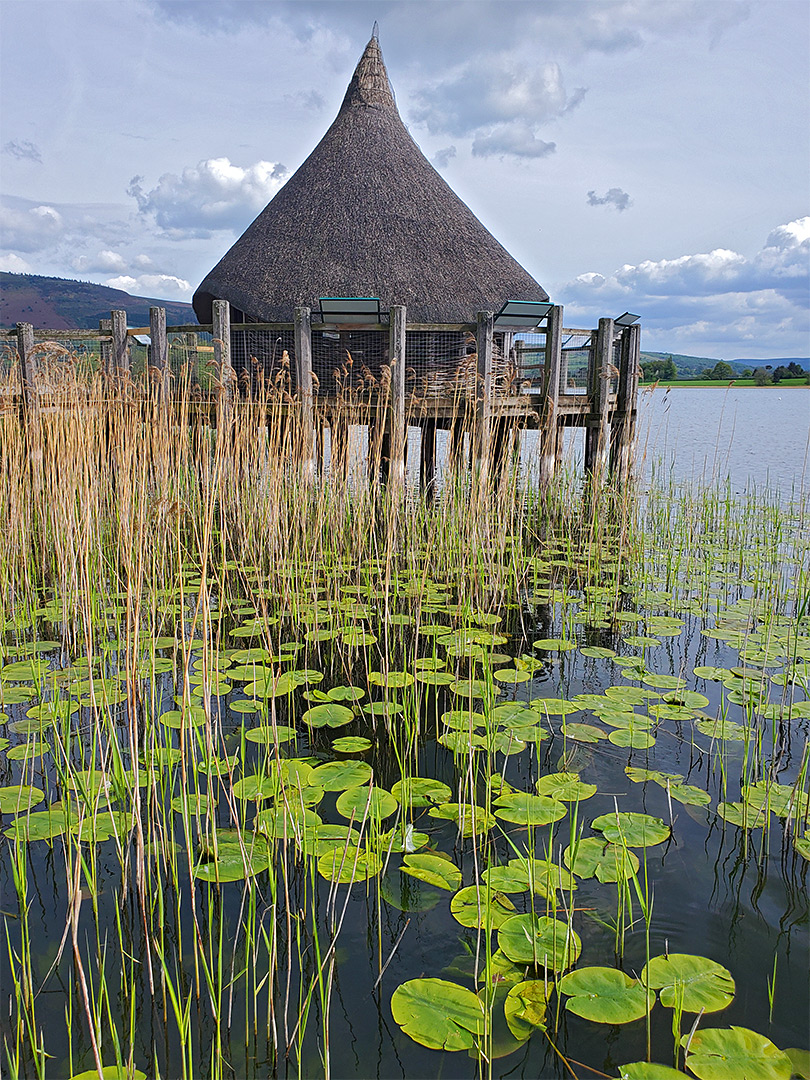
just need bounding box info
[0,252,32,272]
[73,249,128,273]
[410,60,584,158]
[558,218,810,355]
[0,203,64,252]
[128,157,289,236]
[106,273,192,300]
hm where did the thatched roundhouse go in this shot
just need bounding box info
[193,30,548,394]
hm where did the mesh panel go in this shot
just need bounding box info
[561,332,593,394]
[167,330,215,390]
[405,330,470,401]
[230,328,297,396]
[514,332,546,392]
[312,329,389,398]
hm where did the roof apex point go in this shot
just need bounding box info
[341,29,395,110]
[371,20,379,40]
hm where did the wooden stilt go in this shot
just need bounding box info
[610,323,640,480]
[149,306,169,408]
[419,418,437,491]
[15,322,36,421]
[294,305,316,481]
[389,305,407,486]
[111,310,130,374]
[540,304,563,483]
[475,311,494,480]
[585,317,614,477]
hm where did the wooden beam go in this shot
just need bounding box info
[419,418,437,492]
[389,304,407,486]
[540,304,563,483]
[294,305,316,481]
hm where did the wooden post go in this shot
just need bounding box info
[111,309,129,373]
[294,305,316,481]
[149,306,169,404]
[389,305,407,486]
[15,322,35,417]
[99,318,111,373]
[475,311,494,478]
[609,323,641,480]
[585,317,614,477]
[212,299,235,429]
[419,418,436,492]
[540,304,563,483]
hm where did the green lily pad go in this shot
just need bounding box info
[331,735,372,752]
[618,1064,688,1079]
[401,853,461,891]
[390,978,486,1051]
[335,785,398,821]
[481,864,530,892]
[232,774,278,801]
[561,723,607,743]
[695,719,747,741]
[310,760,372,791]
[716,801,767,829]
[494,792,567,827]
[69,1067,147,1080]
[243,724,298,745]
[533,638,576,651]
[591,812,670,848]
[497,914,581,971]
[642,953,735,1013]
[609,728,657,749]
[428,802,495,837]
[4,804,68,841]
[302,702,355,728]
[0,785,46,814]
[391,777,452,807]
[503,980,551,1039]
[682,1026,792,1080]
[450,885,517,929]
[558,966,653,1023]
[564,837,640,882]
[317,845,382,882]
[535,772,596,802]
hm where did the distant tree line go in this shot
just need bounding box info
[640,356,808,384]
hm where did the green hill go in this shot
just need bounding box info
[0,273,195,330]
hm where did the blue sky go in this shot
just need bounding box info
[1,0,808,359]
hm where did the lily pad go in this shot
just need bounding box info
[331,736,372,753]
[558,966,653,1023]
[0,785,46,814]
[317,845,382,882]
[391,777,452,807]
[450,885,517,929]
[428,802,495,837]
[335,785,398,821]
[401,853,461,891]
[682,1026,792,1080]
[390,978,486,1051]
[591,812,670,848]
[535,772,596,802]
[497,913,581,971]
[503,980,551,1040]
[302,702,355,729]
[494,792,567,827]
[642,953,735,1013]
[310,760,373,791]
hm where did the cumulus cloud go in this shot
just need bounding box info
[0,203,64,252]
[73,249,129,273]
[0,253,32,273]
[128,157,289,236]
[3,139,42,163]
[558,218,810,353]
[410,60,584,158]
[431,146,456,169]
[106,273,192,300]
[587,188,632,212]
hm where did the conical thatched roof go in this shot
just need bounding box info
[193,31,548,325]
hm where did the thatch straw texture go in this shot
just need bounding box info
[193,33,548,325]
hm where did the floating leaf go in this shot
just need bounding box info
[494,792,567,827]
[310,760,372,791]
[609,728,657,749]
[4,805,68,841]
[368,671,414,689]
[642,953,735,1013]
[0,785,46,814]
[316,838,382,880]
[335,785,398,821]
[244,724,297,745]
[481,864,530,893]
[428,802,495,837]
[497,914,581,971]
[535,772,596,802]
[695,719,747,742]
[558,966,653,1023]
[564,837,639,882]
[503,980,551,1039]
[682,1026,792,1080]
[401,853,461,891]
[618,1063,688,1079]
[450,885,517,929]
[390,978,486,1051]
[302,702,354,729]
[69,1067,147,1080]
[391,777,452,807]
[331,736,372,753]
[668,783,711,807]
[232,774,278,801]
[533,639,576,652]
[591,812,670,848]
[561,723,607,743]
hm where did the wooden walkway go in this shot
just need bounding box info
[2,300,640,485]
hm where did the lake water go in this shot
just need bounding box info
[634,387,809,494]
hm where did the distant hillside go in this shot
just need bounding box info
[642,351,809,374]
[0,273,195,330]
